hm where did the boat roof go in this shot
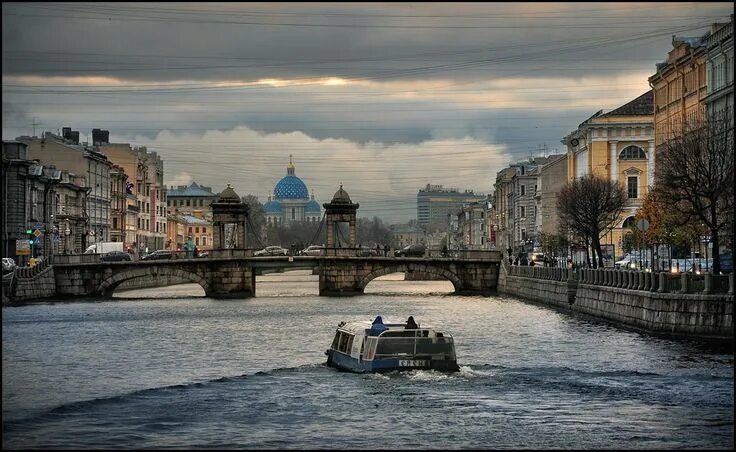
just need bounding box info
[337,320,441,335]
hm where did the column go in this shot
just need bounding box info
[610,141,619,183]
[647,139,655,187]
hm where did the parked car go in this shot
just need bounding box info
[197,251,209,258]
[101,251,132,262]
[300,245,324,256]
[141,250,173,261]
[255,245,289,257]
[394,244,426,257]
[358,246,378,257]
[2,257,16,273]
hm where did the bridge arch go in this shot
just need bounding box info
[98,266,210,297]
[357,264,461,292]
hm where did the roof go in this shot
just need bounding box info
[181,215,208,225]
[167,181,217,198]
[330,184,352,203]
[598,91,654,118]
[217,184,241,202]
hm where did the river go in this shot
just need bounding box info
[2,271,733,449]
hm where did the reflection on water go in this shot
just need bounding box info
[113,270,455,298]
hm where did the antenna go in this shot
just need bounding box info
[32,118,39,137]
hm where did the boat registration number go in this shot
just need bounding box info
[399,359,428,367]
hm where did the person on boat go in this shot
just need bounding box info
[369,315,388,336]
[405,316,419,330]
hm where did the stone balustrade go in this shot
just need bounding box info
[509,264,734,295]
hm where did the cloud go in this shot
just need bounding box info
[123,125,512,222]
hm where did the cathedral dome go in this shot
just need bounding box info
[264,198,282,214]
[305,199,321,212]
[273,155,309,200]
[274,175,309,200]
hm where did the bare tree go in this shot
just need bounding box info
[654,110,734,274]
[557,175,627,268]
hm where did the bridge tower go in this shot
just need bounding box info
[323,184,359,248]
[211,184,249,249]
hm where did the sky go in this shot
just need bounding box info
[2,2,733,223]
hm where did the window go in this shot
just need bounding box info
[627,176,638,199]
[619,146,646,160]
[202,236,206,246]
[199,199,203,207]
[521,228,526,241]
[195,227,200,233]
[186,199,190,207]
[188,227,193,234]
[292,208,296,220]
[202,227,206,233]
[519,206,525,217]
[520,185,525,196]
[195,237,199,246]
[622,216,636,228]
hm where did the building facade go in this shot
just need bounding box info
[648,35,708,148]
[704,17,734,125]
[17,131,113,247]
[455,201,487,249]
[417,184,485,232]
[55,171,90,255]
[536,154,568,238]
[166,181,218,218]
[263,156,321,226]
[562,91,654,260]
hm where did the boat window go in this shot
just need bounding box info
[331,331,341,349]
[346,335,354,353]
[338,332,351,353]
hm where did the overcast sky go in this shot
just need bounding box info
[2,2,733,222]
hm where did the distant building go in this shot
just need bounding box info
[416,184,485,232]
[263,155,321,226]
[166,181,218,218]
[390,223,423,248]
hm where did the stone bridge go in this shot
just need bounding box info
[52,253,501,298]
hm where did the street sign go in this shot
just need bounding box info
[16,240,31,255]
[636,219,650,231]
[33,229,42,237]
[34,223,43,229]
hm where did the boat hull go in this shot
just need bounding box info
[326,349,459,373]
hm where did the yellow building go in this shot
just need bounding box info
[562,91,654,260]
[648,35,708,148]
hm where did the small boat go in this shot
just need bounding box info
[325,318,460,373]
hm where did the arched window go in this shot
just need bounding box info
[619,145,647,160]
[622,216,636,228]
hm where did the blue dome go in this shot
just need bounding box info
[305,200,321,212]
[274,175,309,200]
[263,199,282,213]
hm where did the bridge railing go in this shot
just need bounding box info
[203,248,255,258]
[426,249,501,260]
[50,254,101,264]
